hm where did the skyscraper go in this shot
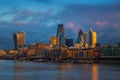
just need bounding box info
[77,30,88,48]
[89,28,97,48]
[83,32,88,48]
[57,24,66,47]
[77,29,84,44]
[13,31,26,50]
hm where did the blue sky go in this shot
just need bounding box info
[0,0,120,50]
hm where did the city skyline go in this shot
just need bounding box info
[0,0,120,49]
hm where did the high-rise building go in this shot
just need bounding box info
[65,38,73,47]
[77,30,84,45]
[77,30,88,48]
[50,36,58,46]
[13,31,26,50]
[83,32,88,48]
[57,24,66,47]
[89,28,97,48]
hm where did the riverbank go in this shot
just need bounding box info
[0,56,120,64]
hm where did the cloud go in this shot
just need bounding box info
[67,22,82,33]
[95,21,109,27]
[0,8,60,27]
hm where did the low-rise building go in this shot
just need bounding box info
[103,43,120,56]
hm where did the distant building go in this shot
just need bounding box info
[77,30,84,45]
[65,38,73,47]
[0,50,7,56]
[8,50,18,55]
[118,43,120,47]
[57,24,66,47]
[13,31,26,50]
[50,36,58,46]
[103,44,120,56]
[77,30,88,48]
[89,28,97,48]
[83,32,88,48]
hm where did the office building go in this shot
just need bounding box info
[50,36,58,46]
[56,24,66,47]
[77,29,84,45]
[89,29,97,48]
[77,30,88,48]
[83,32,88,48]
[13,31,26,50]
[65,38,73,47]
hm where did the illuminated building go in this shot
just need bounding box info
[83,32,88,48]
[50,36,58,46]
[8,50,18,55]
[89,29,97,48]
[57,24,66,47]
[77,30,88,48]
[13,31,26,50]
[0,50,7,56]
[65,38,73,47]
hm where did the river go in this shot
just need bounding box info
[0,60,120,80]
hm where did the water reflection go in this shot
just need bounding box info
[58,63,74,80]
[92,64,98,80]
[0,60,120,80]
[13,62,25,80]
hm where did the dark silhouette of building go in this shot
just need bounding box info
[13,31,26,50]
[56,24,66,47]
[65,39,73,47]
[77,29,84,44]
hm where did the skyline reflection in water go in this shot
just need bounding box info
[92,64,98,80]
[0,60,120,80]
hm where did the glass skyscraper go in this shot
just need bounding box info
[77,29,88,48]
[57,24,66,47]
[77,29,84,44]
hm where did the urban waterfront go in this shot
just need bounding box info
[0,60,120,80]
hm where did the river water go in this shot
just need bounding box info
[0,60,120,80]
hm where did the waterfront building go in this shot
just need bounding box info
[13,31,26,50]
[0,50,7,56]
[8,50,18,55]
[118,43,120,47]
[50,36,59,46]
[65,38,73,47]
[56,24,66,47]
[89,29,97,48]
[103,44,120,56]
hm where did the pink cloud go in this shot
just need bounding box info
[112,24,120,31]
[11,21,39,26]
[114,13,120,18]
[95,21,109,27]
[67,22,81,33]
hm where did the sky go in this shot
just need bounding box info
[0,0,120,50]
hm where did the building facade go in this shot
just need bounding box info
[83,32,88,48]
[65,38,73,47]
[13,31,26,50]
[77,30,88,48]
[50,36,59,46]
[89,29,97,48]
[57,24,66,47]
